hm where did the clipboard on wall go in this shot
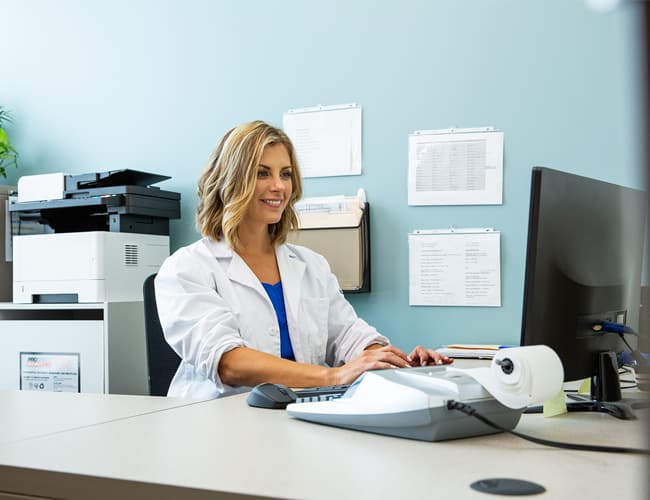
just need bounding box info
[288,193,370,293]
[408,227,501,306]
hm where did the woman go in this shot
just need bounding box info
[155,120,452,398]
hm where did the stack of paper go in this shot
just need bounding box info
[17,173,67,202]
[437,344,507,359]
[295,191,365,229]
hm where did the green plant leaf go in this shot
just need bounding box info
[0,107,19,175]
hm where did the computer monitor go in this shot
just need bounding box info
[520,166,647,418]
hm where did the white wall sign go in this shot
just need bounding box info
[283,103,362,178]
[408,128,504,205]
[408,228,501,307]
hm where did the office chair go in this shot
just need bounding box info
[143,273,182,396]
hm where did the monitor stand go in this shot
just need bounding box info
[526,351,649,420]
[563,396,639,420]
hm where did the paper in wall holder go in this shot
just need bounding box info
[450,345,564,409]
[288,189,370,293]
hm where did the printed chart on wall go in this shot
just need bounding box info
[283,103,362,178]
[408,228,501,307]
[408,127,504,205]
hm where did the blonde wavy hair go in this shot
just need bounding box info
[196,120,303,249]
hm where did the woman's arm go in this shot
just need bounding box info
[219,344,414,388]
[155,247,248,394]
[219,347,332,388]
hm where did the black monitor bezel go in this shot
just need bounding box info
[520,166,646,383]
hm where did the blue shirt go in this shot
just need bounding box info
[261,281,295,361]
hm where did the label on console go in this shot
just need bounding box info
[19,352,81,393]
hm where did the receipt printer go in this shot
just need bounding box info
[287,346,562,441]
[287,366,524,441]
[13,231,169,303]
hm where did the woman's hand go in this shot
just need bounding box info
[329,344,453,386]
[330,345,412,385]
[408,345,454,367]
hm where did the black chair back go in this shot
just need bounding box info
[143,273,181,396]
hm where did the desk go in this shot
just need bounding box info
[0,371,647,499]
[0,390,201,445]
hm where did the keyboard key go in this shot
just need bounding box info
[292,384,350,404]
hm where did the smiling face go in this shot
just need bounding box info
[241,142,293,232]
[197,120,303,248]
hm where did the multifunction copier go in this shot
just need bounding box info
[10,169,180,303]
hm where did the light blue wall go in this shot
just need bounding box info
[2,0,645,351]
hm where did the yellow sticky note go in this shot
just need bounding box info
[542,388,567,417]
[578,378,591,396]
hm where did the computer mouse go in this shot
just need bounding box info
[247,382,298,409]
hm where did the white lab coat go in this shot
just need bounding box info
[154,237,389,398]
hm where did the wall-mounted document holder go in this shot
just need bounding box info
[288,191,370,293]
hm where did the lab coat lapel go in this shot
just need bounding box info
[206,239,265,294]
[276,245,305,322]
[227,253,264,293]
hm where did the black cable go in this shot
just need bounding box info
[446,400,650,455]
[618,334,636,354]
[591,326,648,370]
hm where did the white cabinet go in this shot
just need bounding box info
[0,302,148,395]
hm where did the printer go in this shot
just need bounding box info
[10,169,180,303]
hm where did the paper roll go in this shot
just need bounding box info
[459,345,564,409]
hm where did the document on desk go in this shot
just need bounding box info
[436,344,501,358]
[283,103,362,178]
[408,127,504,205]
[408,229,501,306]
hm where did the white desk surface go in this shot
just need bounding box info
[0,389,203,445]
[0,386,647,500]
